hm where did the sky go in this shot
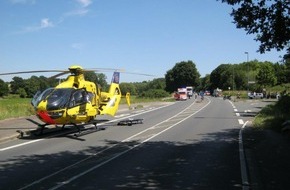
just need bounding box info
[0,0,286,83]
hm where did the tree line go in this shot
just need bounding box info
[1,59,290,98]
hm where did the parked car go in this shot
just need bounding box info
[248,92,263,99]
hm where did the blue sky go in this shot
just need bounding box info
[0,0,286,83]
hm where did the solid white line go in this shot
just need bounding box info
[0,139,43,151]
[239,121,250,190]
[17,103,176,190]
[2,104,173,153]
[48,99,211,190]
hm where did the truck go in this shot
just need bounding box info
[174,88,188,100]
[186,86,193,99]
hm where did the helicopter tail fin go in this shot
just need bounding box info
[99,72,122,116]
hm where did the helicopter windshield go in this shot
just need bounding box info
[31,88,54,108]
[46,88,74,111]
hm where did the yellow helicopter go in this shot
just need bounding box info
[0,65,133,134]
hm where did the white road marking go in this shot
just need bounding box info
[47,99,211,190]
[1,104,173,152]
[20,99,211,190]
[226,99,249,189]
[0,139,43,151]
[239,121,250,190]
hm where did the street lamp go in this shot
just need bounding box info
[245,52,249,93]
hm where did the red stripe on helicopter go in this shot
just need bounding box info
[38,111,56,124]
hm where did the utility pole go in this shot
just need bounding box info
[245,52,249,93]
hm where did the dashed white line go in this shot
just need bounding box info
[239,121,250,190]
[238,119,244,125]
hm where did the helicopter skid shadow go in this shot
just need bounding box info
[17,126,79,140]
[17,122,110,141]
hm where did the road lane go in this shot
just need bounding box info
[0,97,263,189]
[34,97,242,190]
[0,99,199,189]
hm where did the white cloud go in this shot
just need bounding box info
[77,0,92,8]
[40,18,54,28]
[15,0,92,34]
[64,0,92,17]
[10,0,35,4]
[19,18,54,33]
[64,8,89,17]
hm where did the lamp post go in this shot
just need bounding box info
[245,52,249,93]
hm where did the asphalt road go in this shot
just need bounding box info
[0,97,272,190]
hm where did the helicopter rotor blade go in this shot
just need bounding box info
[49,71,71,79]
[84,68,125,72]
[0,70,66,76]
[0,67,156,78]
[87,68,154,76]
[119,71,156,77]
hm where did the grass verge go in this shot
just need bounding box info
[0,96,175,120]
[253,95,290,132]
[0,98,34,120]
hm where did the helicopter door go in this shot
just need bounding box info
[67,89,95,122]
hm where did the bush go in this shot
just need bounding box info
[17,88,27,98]
[140,89,170,98]
[254,94,290,131]
[275,95,290,117]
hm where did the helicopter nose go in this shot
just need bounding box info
[37,111,56,124]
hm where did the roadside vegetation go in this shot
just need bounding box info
[254,95,290,132]
[0,97,34,120]
[0,95,174,120]
[252,84,290,132]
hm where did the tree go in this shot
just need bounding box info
[148,78,166,90]
[10,76,26,94]
[0,79,9,97]
[120,82,137,95]
[200,74,211,91]
[96,73,108,90]
[219,0,290,54]
[17,88,27,98]
[165,60,200,92]
[24,76,41,98]
[84,72,108,90]
[210,64,230,90]
[273,63,287,85]
[256,62,277,87]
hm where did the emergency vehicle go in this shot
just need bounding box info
[174,88,188,100]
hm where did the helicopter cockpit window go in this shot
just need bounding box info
[69,89,91,108]
[31,87,54,108]
[46,88,74,111]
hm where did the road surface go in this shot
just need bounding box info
[0,97,271,189]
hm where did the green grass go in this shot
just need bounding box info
[253,95,290,132]
[0,98,35,120]
[0,95,173,120]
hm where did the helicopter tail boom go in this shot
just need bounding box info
[99,72,122,116]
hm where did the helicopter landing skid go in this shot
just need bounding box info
[117,118,143,126]
[73,124,105,137]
